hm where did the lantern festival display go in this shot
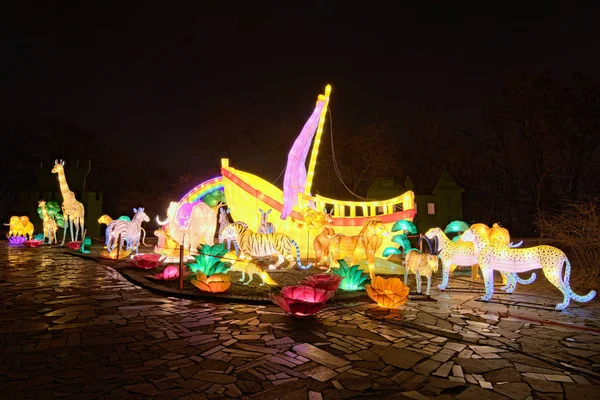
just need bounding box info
[105,208,149,255]
[382,220,418,258]
[154,227,192,258]
[37,201,59,244]
[366,276,410,309]
[66,241,82,250]
[326,218,390,279]
[271,285,334,317]
[424,223,534,290]
[100,247,132,260]
[5,216,34,240]
[8,235,27,245]
[403,249,439,296]
[190,272,231,293]
[332,260,370,291]
[301,273,342,292]
[187,244,231,276]
[51,160,85,245]
[130,253,165,269]
[179,85,416,275]
[226,252,279,286]
[148,265,180,281]
[155,201,218,251]
[461,228,596,311]
[218,223,312,270]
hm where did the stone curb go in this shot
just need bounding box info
[65,250,372,305]
[119,269,273,304]
[119,268,373,305]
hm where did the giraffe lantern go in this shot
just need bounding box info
[38,200,58,244]
[51,160,85,245]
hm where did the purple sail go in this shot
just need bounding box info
[281,100,325,219]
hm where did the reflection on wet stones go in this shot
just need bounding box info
[0,244,599,399]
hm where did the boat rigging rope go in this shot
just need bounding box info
[271,166,285,185]
[271,107,376,202]
[328,108,370,201]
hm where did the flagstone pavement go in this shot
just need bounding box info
[1,244,599,399]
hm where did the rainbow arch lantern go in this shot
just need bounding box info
[179,176,224,204]
[154,176,225,258]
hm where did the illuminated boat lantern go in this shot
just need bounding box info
[176,85,416,275]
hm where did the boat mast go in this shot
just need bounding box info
[304,84,332,198]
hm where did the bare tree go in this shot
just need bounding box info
[486,72,600,232]
[537,198,600,286]
[314,119,402,198]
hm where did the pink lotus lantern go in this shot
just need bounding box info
[66,241,81,250]
[301,274,342,292]
[8,236,27,245]
[24,240,43,248]
[271,285,334,317]
[130,253,164,269]
[148,265,180,281]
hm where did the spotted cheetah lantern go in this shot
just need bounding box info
[461,228,596,310]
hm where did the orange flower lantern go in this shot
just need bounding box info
[190,272,231,293]
[365,276,410,308]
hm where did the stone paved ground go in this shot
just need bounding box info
[1,244,599,399]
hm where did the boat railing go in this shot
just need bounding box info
[300,191,415,218]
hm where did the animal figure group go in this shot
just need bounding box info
[326,218,389,279]
[4,215,35,240]
[461,227,596,310]
[105,208,149,254]
[424,224,531,291]
[298,208,390,279]
[219,222,312,270]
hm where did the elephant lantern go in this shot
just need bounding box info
[156,201,217,251]
[5,216,34,240]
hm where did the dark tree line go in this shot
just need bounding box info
[313,72,600,236]
[0,121,182,224]
[2,72,599,236]
[481,72,600,234]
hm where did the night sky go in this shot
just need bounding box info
[2,2,599,178]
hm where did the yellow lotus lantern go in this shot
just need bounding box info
[365,276,410,308]
[190,272,231,293]
[99,247,132,260]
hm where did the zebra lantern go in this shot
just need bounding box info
[105,207,150,254]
